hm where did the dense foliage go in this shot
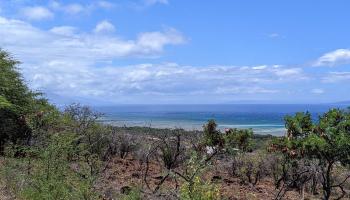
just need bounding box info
[224,128,253,153]
[271,109,350,199]
[1,50,52,154]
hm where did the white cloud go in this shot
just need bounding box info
[49,1,116,15]
[311,88,324,94]
[273,68,303,77]
[136,28,185,52]
[94,20,115,33]
[144,0,169,6]
[268,33,279,38]
[252,65,267,70]
[0,16,317,104]
[97,1,116,9]
[313,49,350,66]
[50,26,77,36]
[215,87,279,94]
[322,72,350,83]
[19,60,309,104]
[21,6,53,20]
[50,2,85,14]
[0,16,185,63]
[63,3,84,14]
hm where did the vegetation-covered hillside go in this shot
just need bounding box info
[1,49,350,200]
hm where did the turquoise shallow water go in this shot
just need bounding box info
[95,104,346,136]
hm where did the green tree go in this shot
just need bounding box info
[272,109,350,200]
[224,128,253,153]
[0,49,53,153]
[303,109,350,199]
[0,50,32,149]
[284,111,313,138]
[203,120,223,147]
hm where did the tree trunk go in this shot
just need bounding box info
[323,161,333,200]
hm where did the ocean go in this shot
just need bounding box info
[95,104,347,136]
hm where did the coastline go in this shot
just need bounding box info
[101,120,286,136]
[94,104,341,136]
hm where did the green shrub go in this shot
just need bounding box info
[224,128,253,153]
[20,133,99,200]
[180,175,220,200]
[203,120,223,147]
[159,133,184,170]
[177,151,219,200]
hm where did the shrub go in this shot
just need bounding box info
[106,130,137,159]
[231,151,269,185]
[159,133,185,170]
[175,151,219,200]
[62,104,111,162]
[264,153,285,188]
[121,133,139,159]
[1,133,97,200]
[224,128,253,153]
[180,175,220,200]
[203,120,223,147]
[179,151,220,200]
[20,133,99,200]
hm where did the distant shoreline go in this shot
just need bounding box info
[94,103,341,136]
[101,121,286,136]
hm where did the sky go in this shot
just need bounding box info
[0,0,350,105]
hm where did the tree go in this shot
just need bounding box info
[224,128,253,152]
[271,109,350,200]
[303,109,350,199]
[0,50,32,152]
[0,49,52,153]
[284,111,313,138]
[203,120,223,147]
[0,50,35,113]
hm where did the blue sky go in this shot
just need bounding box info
[0,0,350,105]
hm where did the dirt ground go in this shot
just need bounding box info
[96,156,306,200]
[0,155,326,200]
